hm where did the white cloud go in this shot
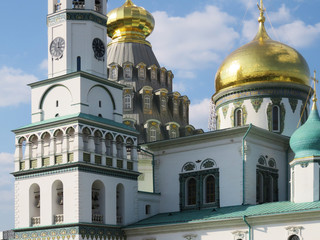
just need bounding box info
[189,98,211,131]
[0,153,14,188]
[173,82,186,93]
[149,6,239,71]
[39,59,48,71]
[275,21,320,48]
[0,66,36,107]
[267,4,292,24]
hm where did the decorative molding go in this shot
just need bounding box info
[289,98,298,113]
[232,230,248,240]
[14,162,139,180]
[200,158,216,169]
[183,234,197,240]
[214,85,310,107]
[14,225,125,240]
[251,98,263,113]
[267,100,286,134]
[182,162,197,172]
[47,13,66,27]
[222,105,229,119]
[286,226,303,239]
[230,104,247,127]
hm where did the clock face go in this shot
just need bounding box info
[50,37,65,59]
[92,38,105,60]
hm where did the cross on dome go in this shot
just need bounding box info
[311,70,318,109]
[257,0,266,23]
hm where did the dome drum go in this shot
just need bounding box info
[213,82,312,108]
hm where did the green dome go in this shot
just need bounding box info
[290,105,320,159]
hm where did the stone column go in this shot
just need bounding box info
[74,132,83,162]
[24,142,31,170]
[88,136,95,164]
[101,139,107,166]
[112,141,117,167]
[131,146,138,171]
[37,140,43,167]
[49,137,56,165]
[122,144,127,170]
[62,134,68,163]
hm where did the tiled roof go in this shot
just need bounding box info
[126,201,320,228]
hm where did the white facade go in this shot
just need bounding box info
[47,0,108,78]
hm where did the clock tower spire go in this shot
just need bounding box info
[47,0,108,78]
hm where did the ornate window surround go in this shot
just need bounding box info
[179,168,219,210]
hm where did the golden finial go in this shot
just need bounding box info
[311,70,318,110]
[257,0,265,23]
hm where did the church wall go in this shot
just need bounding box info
[153,136,244,213]
[245,136,289,204]
[126,218,318,240]
[217,97,305,137]
[31,75,123,123]
[14,171,79,229]
[78,171,138,226]
[137,192,161,221]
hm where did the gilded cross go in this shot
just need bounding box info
[257,0,265,15]
[311,70,318,102]
[257,0,266,23]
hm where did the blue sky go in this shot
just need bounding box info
[0,0,320,231]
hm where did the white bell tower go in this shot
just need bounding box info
[47,0,108,78]
[12,1,140,240]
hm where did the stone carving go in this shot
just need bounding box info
[182,162,196,172]
[222,105,229,119]
[251,98,263,113]
[232,230,248,240]
[183,234,197,240]
[289,98,298,113]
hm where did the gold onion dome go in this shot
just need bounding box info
[214,2,310,93]
[107,0,155,46]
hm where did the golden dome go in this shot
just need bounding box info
[214,4,310,93]
[107,0,155,47]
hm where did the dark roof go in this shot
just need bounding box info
[107,42,160,67]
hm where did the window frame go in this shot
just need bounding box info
[124,94,132,109]
[234,108,243,127]
[179,169,219,210]
[272,105,280,132]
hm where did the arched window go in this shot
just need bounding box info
[124,66,131,79]
[288,235,300,240]
[150,127,157,142]
[187,178,197,206]
[138,66,145,79]
[116,136,123,159]
[235,108,242,127]
[30,184,40,226]
[94,0,102,12]
[161,97,167,110]
[52,180,63,224]
[272,105,280,132]
[144,95,151,109]
[111,67,117,80]
[92,181,105,224]
[205,175,215,203]
[124,95,132,109]
[171,130,177,139]
[94,131,102,154]
[151,69,157,80]
[82,128,91,153]
[105,133,113,157]
[116,184,124,225]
